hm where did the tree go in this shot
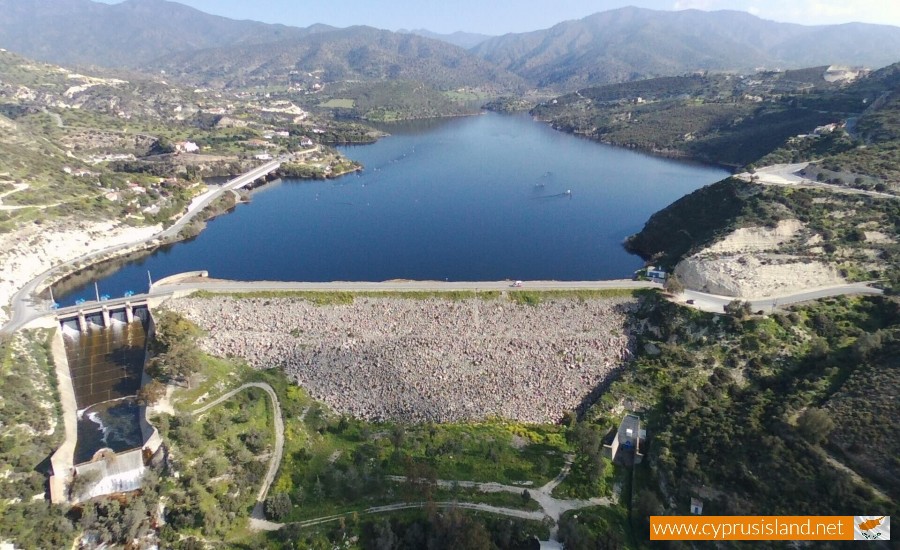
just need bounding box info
[724,300,752,319]
[148,343,202,387]
[586,452,606,484]
[151,310,201,354]
[665,274,685,295]
[572,421,601,456]
[242,428,266,454]
[389,424,406,451]
[370,519,397,550]
[151,137,176,155]
[265,492,292,521]
[796,407,834,444]
[852,332,883,360]
[136,379,167,405]
[633,489,662,534]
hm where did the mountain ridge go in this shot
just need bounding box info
[0,0,324,68]
[145,25,526,91]
[472,7,900,89]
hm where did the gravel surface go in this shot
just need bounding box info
[170,295,638,423]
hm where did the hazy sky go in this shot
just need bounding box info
[98,0,900,34]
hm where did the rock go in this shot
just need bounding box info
[167,295,639,424]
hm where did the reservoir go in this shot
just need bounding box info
[57,113,728,303]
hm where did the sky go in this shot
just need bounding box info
[97,0,900,34]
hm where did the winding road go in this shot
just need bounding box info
[190,382,285,525]
[735,162,897,200]
[680,282,883,313]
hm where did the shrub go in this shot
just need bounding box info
[265,492,292,521]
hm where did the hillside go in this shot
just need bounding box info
[0,0,326,69]
[584,292,900,528]
[531,62,900,173]
[472,7,900,90]
[146,25,525,92]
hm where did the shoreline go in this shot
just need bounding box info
[1,148,374,331]
[532,115,739,172]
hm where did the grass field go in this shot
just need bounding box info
[319,98,356,109]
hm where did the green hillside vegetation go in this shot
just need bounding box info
[814,86,900,190]
[589,294,899,525]
[148,26,525,94]
[624,178,755,266]
[314,81,477,121]
[532,70,855,167]
[535,63,900,207]
[0,330,70,548]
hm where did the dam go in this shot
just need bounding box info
[51,302,159,502]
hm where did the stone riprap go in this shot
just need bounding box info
[169,296,637,423]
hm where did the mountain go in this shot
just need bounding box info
[147,26,525,91]
[0,0,330,68]
[472,7,900,90]
[398,29,493,49]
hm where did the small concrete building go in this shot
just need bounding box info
[691,497,704,515]
[647,267,667,281]
[603,413,644,465]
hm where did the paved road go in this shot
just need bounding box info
[30,277,886,329]
[1,160,282,335]
[161,278,657,293]
[735,163,897,200]
[191,382,285,522]
[681,282,883,313]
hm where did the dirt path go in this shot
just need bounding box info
[191,382,285,525]
[822,450,892,502]
[272,456,611,543]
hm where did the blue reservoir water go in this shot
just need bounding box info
[57,113,727,304]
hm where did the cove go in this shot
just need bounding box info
[56,113,728,304]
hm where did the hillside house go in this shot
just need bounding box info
[175,141,200,153]
[647,267,667,281]
[300,136,314,147]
